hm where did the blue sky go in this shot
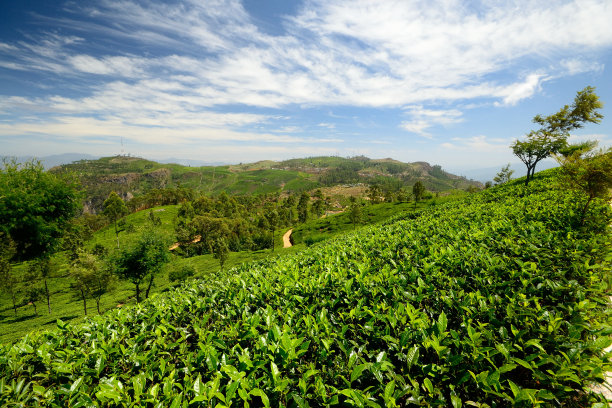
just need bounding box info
[1,0,611,172]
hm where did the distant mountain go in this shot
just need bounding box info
[51,155,483,213]
[2,153,100,169]
[157,157,229,167]
[447,160,558,183]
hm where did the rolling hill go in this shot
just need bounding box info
[50,155,482,213]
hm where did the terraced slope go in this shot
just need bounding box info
[0,169,610,406]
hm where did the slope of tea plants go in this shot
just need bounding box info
[1,169,610,406]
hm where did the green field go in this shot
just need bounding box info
[1,168,610,406]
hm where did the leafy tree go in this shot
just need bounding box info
[71,252,114,315]
[264,203,279,252]
[493,164,514,185]
[103,192,129,248]
[311,199,325,219]
[348,197,362,229]
[212,237,229,272]
[148,209,162,226]
[30,258,57,314]
[110,230,170,302]
[556,144,612,225]
[0,233,19,314]
[23,287,42,316]
[396,189,410,203]
[512,86,603,185]
[412,181,426,208]
[0,159,81,261]
[297,192,310,223]
[368,184,382,204]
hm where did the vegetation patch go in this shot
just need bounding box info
[0,169,610,406]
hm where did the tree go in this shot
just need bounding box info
[512,86,603,185]
[493,164,514,185]
[0,159,81,261]
[23,287,42,316]
[348,197,362,229]
[0,233,19,314]
[71,252,114,315]
[367,184,382,204]
[264,203,279,252]
[297,192,310,223]
[103,192,129,248]
[412,181,426,209]
[110,230,170,303]
[212,237,229,272]
[30,258,57,314]
[556,144,612,225]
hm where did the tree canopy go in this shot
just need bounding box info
[110,230,170,303]
[511,86,603,185]
[0,159,81,261]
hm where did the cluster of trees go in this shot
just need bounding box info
[172,190,328,259]
[0,160,176,317]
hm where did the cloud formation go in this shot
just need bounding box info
[0,0,611,163]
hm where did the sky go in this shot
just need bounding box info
[1,0,611,172]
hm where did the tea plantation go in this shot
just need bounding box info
[1,169,610,406]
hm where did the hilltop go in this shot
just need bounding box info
[51,155,481,213]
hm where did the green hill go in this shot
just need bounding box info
[51,155,481,213]
[1,168,609,405]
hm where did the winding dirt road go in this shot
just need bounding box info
[282,229,293,248]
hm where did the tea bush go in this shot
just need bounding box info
[0,169,610,406]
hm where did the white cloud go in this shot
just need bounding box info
[497,73,546,106]
[401,106,463,137]
[559,58,605,75]
[441,135,510,152]
[1,0,612,162]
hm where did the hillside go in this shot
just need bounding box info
[1,168,610,406]
[51,155,481,213]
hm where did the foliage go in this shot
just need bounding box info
[348,197,363,229]
[109,230,170,303]
[0,233,18,315]
[493,163,514,185]
[512,86,603,185]
[556,144,612,225]
[167,264,196,283]
[103,192,128,248]
[297,192,310,223]
[29,258,57,315]
[212,238,230,272]
[0,159,81,261]
[70,252,114,315]
[412,181,425,207]
[0,168,609,406]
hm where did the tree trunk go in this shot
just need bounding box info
[96,298,101,314]
[44,278,51,314]
[145,274,155,299]
[135,282,141,303]
[271,229,275,252]
[32,301,37,316]
[579,195,593,226]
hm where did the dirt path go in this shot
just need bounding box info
[282,229,293,248]
[169,235,201,250]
